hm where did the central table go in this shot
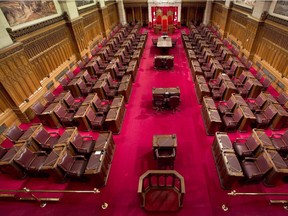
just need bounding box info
[157,36,172,54]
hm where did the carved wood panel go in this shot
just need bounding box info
[0,43,39,106]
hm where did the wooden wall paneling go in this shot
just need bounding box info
[0,108,20,128]
[142,7,148,26]
[134,7,142,23]
[82,9,103,50]
[125,8,133,23]
[67,17,88,58]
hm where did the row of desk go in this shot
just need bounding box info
[212,130,288,189]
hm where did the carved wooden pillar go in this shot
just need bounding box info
[0,42,39,122]
[100,6,110,37]
[244,18,263,59]
[66,17,87,59]
[222,6,231,38]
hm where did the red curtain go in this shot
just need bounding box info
[151,6,178,26]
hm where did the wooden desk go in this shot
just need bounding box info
[82,93,97,106]
[57,127,78,146]
[41,103,62,128]
[73,105,92,131]
[126,60,138,82]
[222,80,238,101]
[252,129,275,150]
[201,97,222,135]
[67,78,82,98]
[215,152,244,189]
[270,104,288,130]
[94,131,115,164]
[195,75,206,85]
[131,50,141,67]
[41,146,66,181]
[105,107,125,134]
[92,80,106,100]
[154,55,174,70]
[152,87,180,97]
[238,105,256,132]
[212,132,234,159]
[247,78,263,98]
[16,124,42,143]
[111,96,125,117]
[263,149,288,186]
[152,134,177,159]
[84,150,111,187]
[195,82,210,104]
[157,36,172,54]
[118,75,132,103]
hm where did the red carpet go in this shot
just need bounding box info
[0,28,288,216]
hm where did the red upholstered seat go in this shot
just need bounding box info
[86,108,105,131]
[241,152,273,183]
[222,107,243,132]
[233,136,261,158]
[70,134,95,155]
[270,131,288,156]
[58,152,87,180]
[33,128,60,151]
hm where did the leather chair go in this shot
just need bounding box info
[82,70,97,86]
[212,83,226,101]
[167,96,180,113]
[232,73,247,87]
[5,125,33,144]
[247,93,267,112]
[86,108,106,131]
[103,82,117,99]
[224,64,237,77]
[33,128,61,151]
[155,148,176,169]
[241,152,273,183]
[270,131,288,157]
[201,60,213,72]
[92,62,105,77]
[70,134,95,155]
[13,147,48,173]
[54,104,75,127]
[107,72,120,89]
[0,146,9,159]
[59,77,70,91]
[233,135,261,159]
[30,102,47,125]
[62,91,82,112]
[254,105,277,129]
[114,64,126,80]
[217,98,236,116]
[66,70,75,80]
[203,65,216,80]
[96,57,108,69]
[208,74,223,89]
[237,80,253,99]
[58,152,87,181]
[116,60,128,72]
[261,77,272,92]
[103,51,114,63]
[91,96,110,114]
[76,78,93,97]
[277,92,288,106]
[43,91,56,105]
[153,94,166,111]
[255,70,264,81]
[222,107,243,132]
